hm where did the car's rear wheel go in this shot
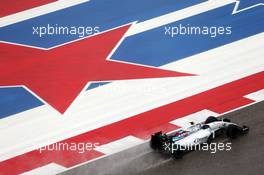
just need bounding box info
[205,116,218,124]
[150,132,163,150]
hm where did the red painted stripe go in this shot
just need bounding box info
[1,71,264,174]
[0,0,56,17]
[0,150,103,175]
[0,24,192,114]
[208,97,254,114]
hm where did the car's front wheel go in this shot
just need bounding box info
[226,124,239,138]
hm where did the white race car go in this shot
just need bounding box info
[150,116,249,158]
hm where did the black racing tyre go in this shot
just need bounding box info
[207,134,214,144]
[205,116,218,124]
[150,132,163,150]
[226,124,239,138]
[223,118,231,122]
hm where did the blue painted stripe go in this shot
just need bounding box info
[0,87,43,119]
[236,0,264,11]
[0,0,206,48]
[87,82,110,90]
[112,3,264,66]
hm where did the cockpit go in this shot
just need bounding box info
[187,123,202,133]
[172,129,189,142]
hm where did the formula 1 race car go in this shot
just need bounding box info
[150,116,249,158]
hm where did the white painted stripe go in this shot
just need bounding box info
[163,32,264,75]
[21,163,66,175]
[0,0,90,27]
[232,0,264,14]
[0,32,263,162]
[127,0,236,36]
[170,110,219,128]
[94,136,144,155]
[244,89,264,102]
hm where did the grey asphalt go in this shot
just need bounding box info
[138,101,264,175]
[60,101,264,175]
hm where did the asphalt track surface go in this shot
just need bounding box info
[61,101,264,175]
